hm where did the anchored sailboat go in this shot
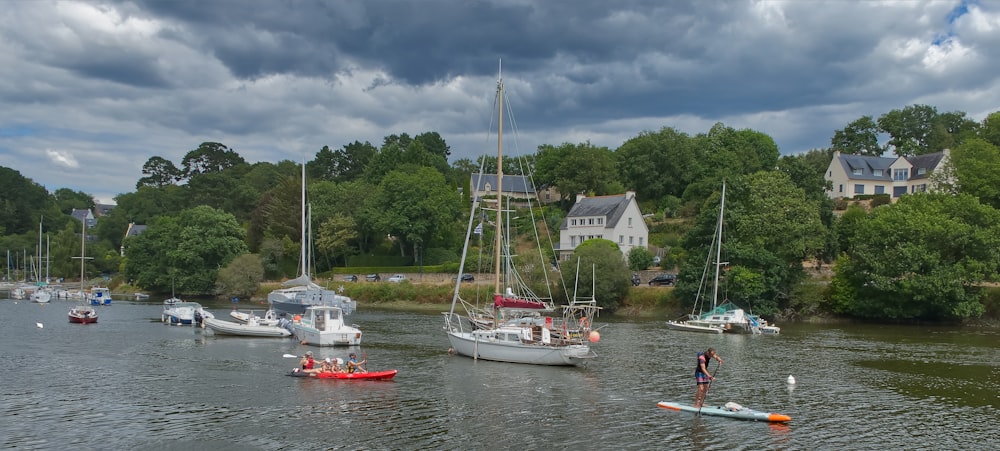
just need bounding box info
[442,63,600,366]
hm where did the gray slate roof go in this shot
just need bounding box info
[561,194,631,229]
[835,150,947,181]
[470,174,535,194]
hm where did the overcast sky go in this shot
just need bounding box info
[2,0,997,204]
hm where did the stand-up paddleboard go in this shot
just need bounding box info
[288,369,398,380]
[657,401,790,423]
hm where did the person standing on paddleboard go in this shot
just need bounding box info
[694,348,723,408]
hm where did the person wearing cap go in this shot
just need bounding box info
[320,357,335,373]
[346,352,366,374]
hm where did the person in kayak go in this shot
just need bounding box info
[300,351,319,374]
[346,352,366,373]
[694,348,723,407]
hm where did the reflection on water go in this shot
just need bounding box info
[0,301,997,450]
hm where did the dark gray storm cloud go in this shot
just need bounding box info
[1,0,997,202]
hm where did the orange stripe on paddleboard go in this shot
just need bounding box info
[656,402,681,411]
[768,413,791,422]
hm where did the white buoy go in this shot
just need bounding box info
[787,375,796,385]
[36,322,44,329]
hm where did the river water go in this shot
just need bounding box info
[1,299,997,450]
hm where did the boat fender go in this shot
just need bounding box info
[724,402,743,412]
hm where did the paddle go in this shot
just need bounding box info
[361,351,368,372]
[698,362,721,415]
[282,354,299,358]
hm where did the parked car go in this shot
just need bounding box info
[343,275,358,282]
[454,273,474,282]
[387,274,407,283]
[648,273,676,286]
[365,274,381,282]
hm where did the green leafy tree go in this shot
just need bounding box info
[315,213,359,267]
[0,167,53,235]
[980,111,1000,148]
[534,142,619,205]
[617,127,703,201]
[830,194,1000,320]
[180,142,246,178]
[123,205,248,294]
[559,239,629,311]
[877,104,939,156]
[627,246,654,271]
[832,116,882,155]
[367,166,462,259]
[137,156,182,188]
[940,138,1000,209]
[215,253,264,298]
[308,141,377,182]
[52,188,95,215]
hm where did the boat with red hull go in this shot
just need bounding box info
[287,369,397,380]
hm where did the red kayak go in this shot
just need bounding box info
[288,369,398,380]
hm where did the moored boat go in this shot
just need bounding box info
[656,401,791,423]
[203,316,293,337]
[291,305,362,346]
[88,287,111,306]
[68,305,98,324]
[442,64,600,366]
[162,301,212,326]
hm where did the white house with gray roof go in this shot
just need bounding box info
[824,149,950,200]
[558,191,648,261]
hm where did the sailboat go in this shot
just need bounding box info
[267,164,357,318]
[442,64,600,366]
[666,183,777,334]
[30,221,53,303]
[69,223,98,324]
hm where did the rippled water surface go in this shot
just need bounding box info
[1,300,997,450]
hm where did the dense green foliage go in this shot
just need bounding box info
[830,194,1000,320]
[5,103,1000,322]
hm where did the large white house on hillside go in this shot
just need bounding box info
[558,191,648,261]
[824,149,950,200]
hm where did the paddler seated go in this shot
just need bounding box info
[299,351,321,374]
[346,352,366,373]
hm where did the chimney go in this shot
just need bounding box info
[576,192,587,203]
[625,191,635,200]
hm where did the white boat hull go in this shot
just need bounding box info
[292,305,362,346]
[446,328,595,366]
[203,317,292,337]
[666,320,724,334]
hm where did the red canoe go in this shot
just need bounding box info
[288,369,398,380]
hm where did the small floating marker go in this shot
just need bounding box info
[36,322,44,329]
[787,375,796,385]
[589,331,601,343]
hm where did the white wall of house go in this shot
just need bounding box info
[559,192,649,260]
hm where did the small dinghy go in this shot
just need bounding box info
[657,401,790,423]
[287,369,398,381]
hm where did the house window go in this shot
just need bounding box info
[639,237,644,246]
[629,236,634,245]
[854,184,864,194]
[571,219,576,226]
[628,218,633,227]
[571,236,576,246]
[619,235,624,244]
[917,168,926,175]
[838,184,843,193]
[588,218,594,225]
[893,168,908,181]
[598,235,603,239]
[852,168,863,175]
[873,169,883,177]
[597,218,603,225]
[875,185,885,194]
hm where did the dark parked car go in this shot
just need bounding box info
[454,273,474,282]
[648,273,676,286]
[365,274,381,282]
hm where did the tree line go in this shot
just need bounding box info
[3,105,1000,321]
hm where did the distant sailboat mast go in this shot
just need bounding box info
[494,61,504,296]
[712,183,726,311]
